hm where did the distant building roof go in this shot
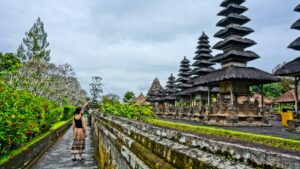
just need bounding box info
[274,89,300,104]
[133,93,150,105]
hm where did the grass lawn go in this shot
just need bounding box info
[146,119,300,152]
[0,119,72,165]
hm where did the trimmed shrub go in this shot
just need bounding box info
[0,82,65,156]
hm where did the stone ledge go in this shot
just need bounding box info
[0,121,72,169]
[93,116,175,169]
[100,114,300,169]
[95,113,254,169]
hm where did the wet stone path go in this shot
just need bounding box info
[33,126,98,169]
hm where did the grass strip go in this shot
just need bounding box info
[145,119,300,152]
[0,118,72,165]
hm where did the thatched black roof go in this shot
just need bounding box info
[177,56,192,91]
[216,14,250,27]
[274,57,300,77]
[288,37,300,51]
[220,0,245,7]
[295,4,300,12]
[291,19,300,30]
[213,36,256,50]
[218,4,248,16]
[214,25,253,39]
[194,66,280,86]
[177,86,219,96]
[288,3,300,51]
[211,50,259,63]
[190,32,215,80]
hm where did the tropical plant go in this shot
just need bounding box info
[123,91,135,103]
[100,99,156,120]
[0,82,73,156]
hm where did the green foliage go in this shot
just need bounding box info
[102,94,120,103]
[0,119,71,165]
[100,99,156,120]
[251,79,293,99]
[123,91,135,103]
[0,52,21,76]
[16,17,50,62]
[90,76,103,101]
[146,119,300,152]
[0,82,67,156]
[62,106,76,121]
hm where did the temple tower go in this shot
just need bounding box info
[212,0,259,68]
[194,0,279,126]
[275,3,300,113]
[177,56,192,91]
[191,32,215,80]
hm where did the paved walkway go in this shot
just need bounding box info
[33,126,98,169]
[161,118,300,140]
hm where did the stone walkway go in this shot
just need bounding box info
[32,126,98,169]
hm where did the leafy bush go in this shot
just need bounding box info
[100,100,156,120]
[0,82,65,156]
[61,106,76,121]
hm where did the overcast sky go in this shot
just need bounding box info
[0,0,299,97]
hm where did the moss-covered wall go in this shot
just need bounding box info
[91,112,300,169]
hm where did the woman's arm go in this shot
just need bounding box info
[72,118,75,131]
[82,116,87,137]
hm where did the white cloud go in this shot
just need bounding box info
[0,0,298,97]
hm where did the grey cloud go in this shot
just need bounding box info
[0,0,298,96]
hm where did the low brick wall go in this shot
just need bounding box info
[92,112,300,169]
[0,121,72,169]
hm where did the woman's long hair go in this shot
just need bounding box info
[74,107,83,115]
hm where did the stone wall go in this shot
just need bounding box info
[92,112,300,169]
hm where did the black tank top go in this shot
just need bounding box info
[74,116,83,128]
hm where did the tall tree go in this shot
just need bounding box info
[16,17,50,62]
[90,76,103,101]
[123,91,135,103]
[0,52,21,75]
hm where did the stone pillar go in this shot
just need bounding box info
[208,86,212,114]
[260,84,265,113]
[295,77,299,114]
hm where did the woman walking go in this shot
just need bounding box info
[71,107,87,161]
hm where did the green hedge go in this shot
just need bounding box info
[0,119,71,165]
[0,82,72,156]
[62,106,76,121]
[100,101,156,120]
[146,119,300,152]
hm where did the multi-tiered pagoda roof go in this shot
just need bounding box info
[195,0,278,86]
[146,77,163,102]
[176,56,192,91]
[178,32,217,95]
[190,32,215,78]
[275,3,300,76]
[158,74,178,101]
[288,4,300,51]
[212,0,259,66]
[165,74,178,95]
